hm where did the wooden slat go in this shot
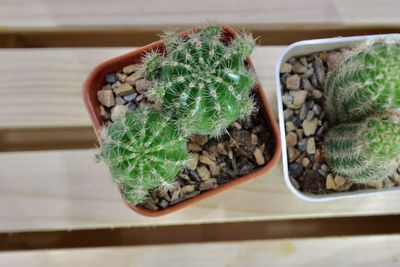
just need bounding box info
[1,0,400,29]
[2,149,400,232]
[1,235,400,266]
[0,47,281,130]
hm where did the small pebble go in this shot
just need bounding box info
[312,90,323,99]
[280,63,292,73]
[253,148,265,165]
[111,105,127,121]
[114,83,135,96]
[135,79,153,93]
[188,143,202,152]
[302,78,314,91]
[286,132,298,147]
[299,105,308,120]
[314,56,325,86]
[191,135,208,146]
[292,63,308,74]
[186,153,199,170]
[115,96,126,105]
[199,178,217,191]
[285,121,297,132]
[302,118,319,136]
[302,157,310,167]
[288,146,300,162]
[289,162,304,178]
[306,110,314,120]
[297,138,307,152]
[197,166,211,181]
[286,74,301,90]
[292,90,308,109]
[209,163,220,176]
[97,90,115,107]
[123,92,138,102]
[233,122,242,129]
[282,93,294,107]
[306,137,316,154]
[159,199,169,209]
[251,134,258,145]
[334,175,346,187]
[125,72,142,85]
[326,174,336,189]
[284,109,294,120]
[116,73,127,82]
[181,185,195,194]
[199,154,215,166]
[123,64,140,75]
[217,143,228,156]
[100,105,110,120]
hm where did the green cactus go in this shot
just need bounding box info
[325,41,400,123]
[97,109,189,205]
[324,116,400,183]
[142,24,257,137]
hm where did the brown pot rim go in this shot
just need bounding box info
[82,25,281,217]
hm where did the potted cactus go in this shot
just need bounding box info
[84,25,281,216]
[276,34,400,200]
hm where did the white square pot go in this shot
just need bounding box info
[275,34,400,201]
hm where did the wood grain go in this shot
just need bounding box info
[1,0,400,29]
[2,149,400,232]
[1,235,400,266]
[0,47,282,129]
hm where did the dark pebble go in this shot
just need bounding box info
[127,102,138,111]
[302,78,314,91]
[313,104,322,116]
[310,74,319,88]
[292,117,302,128]
[106,74,117,83]
[170,191,200,205]
[188,169,202,182]
[289,162,304,179]
[302,169,327,194]
[297,138,307,152]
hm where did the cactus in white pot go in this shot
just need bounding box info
[324,41,400,124]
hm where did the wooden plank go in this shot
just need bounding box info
[1,0,400,29]
[1,235,400,266]
[0,47,282,130]
[2,149,400,232]
[2,27,400,48]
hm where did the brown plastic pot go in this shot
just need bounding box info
[83,26,281,217]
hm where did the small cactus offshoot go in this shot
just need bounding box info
[142,24,257,137]
[324,116,400,183]
[97,109,189,205]
[325,41,400,123]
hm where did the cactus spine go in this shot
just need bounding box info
[143,24,257,137]
[324,116,400,183]
[325,41,400,123]
[97,109,188,205]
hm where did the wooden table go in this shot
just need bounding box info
[1,1,400,265]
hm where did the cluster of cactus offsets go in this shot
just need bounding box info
[324,116,400,183]
[97,109,189,205]
[324,41,400,124]
[143,24,257,137]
